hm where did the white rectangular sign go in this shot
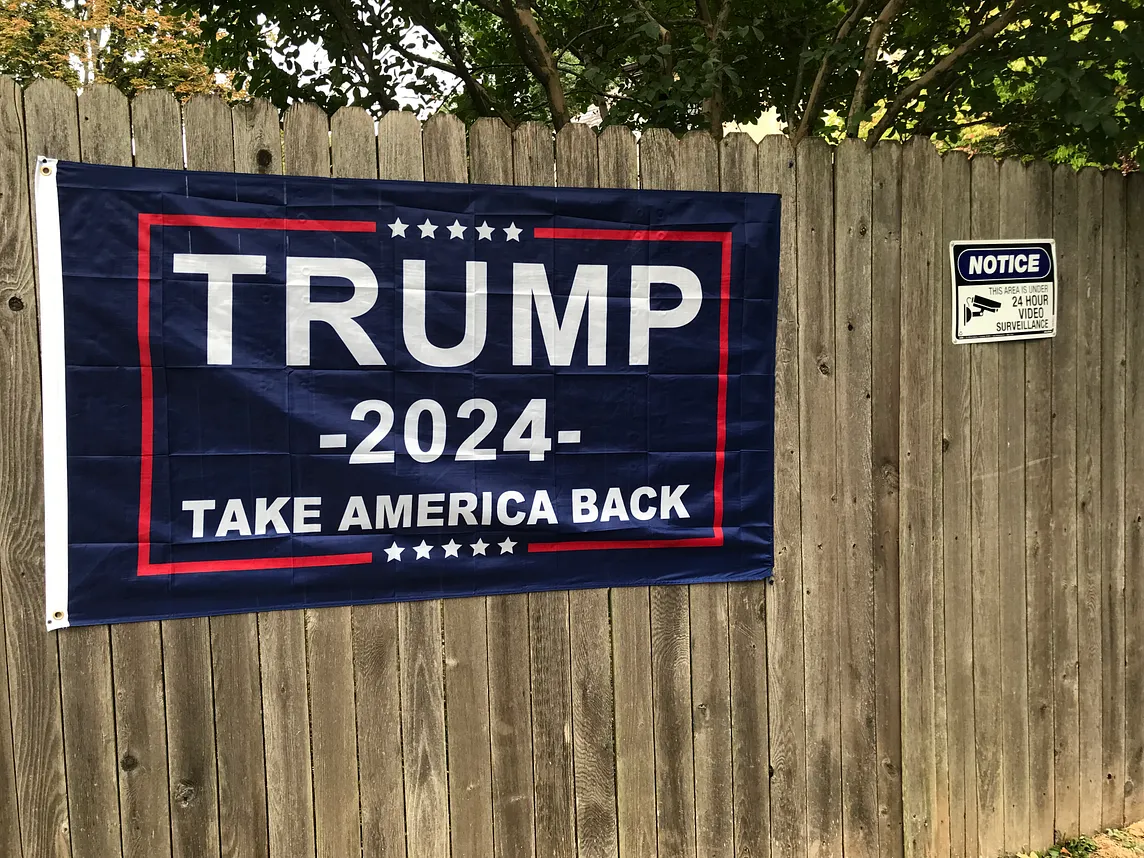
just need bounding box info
[950,239,1057,344]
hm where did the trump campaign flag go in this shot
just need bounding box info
[34,156,779,628]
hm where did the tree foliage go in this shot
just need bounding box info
[0,0,236,98]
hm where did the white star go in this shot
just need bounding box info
[471,538,488,556]
[388,218,407,238]
[497,537,517,555]
[384,542,404,562]
[442,539,461,558]
[413,540,433,559]
[503,222,522,242]
[475,221,494,240]
[418,218,438,238]
[447,220,467,239]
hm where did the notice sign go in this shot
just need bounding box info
[35,158,778,628]
[950,239,1057,344]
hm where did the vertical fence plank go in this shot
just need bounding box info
[870,141,904,858]
[721,132,771,858]
[1024,160,1055,850]
[351,108,422,858]
[438,113,494,858]
[998,158,1031,855]
[557,122,621,858]
[760,133,807,858]
[941,150,975,858]
[469,116,536,858]
[391,115,455,858]
[899,136,938,858]
[398,598,449,858]
[599,123,656,858]
[678,129,734,858]
[118,87,179,858]
[1099,170,1126,830]
[834,138,877,858]
[188,94,270,858]
[243,102,316,858]
[0,562,20,858]
[969,155,1004,858]
[640,126,698,858]
[796,135,842,858]
[309,106,367,858]
[31,78,124,858]
[1050,163,1081,840]
[0,74,71,858]
[930,145,951,858]
[516,121,577,858]
[1124,171,1144,824]
[1075,167,1104,835]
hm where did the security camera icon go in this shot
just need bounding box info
[963,294,1001,325]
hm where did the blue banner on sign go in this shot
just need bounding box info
[37,158,779,627]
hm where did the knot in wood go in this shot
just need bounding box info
[256,148,273,171]
[817,360,831,376]
[119,754,138,772]
[173,779,197,808]
[8,295,23,312]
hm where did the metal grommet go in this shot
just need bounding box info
[40,163,52,176]
[51,610,63,620]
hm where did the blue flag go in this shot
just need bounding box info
[35,156,779,628]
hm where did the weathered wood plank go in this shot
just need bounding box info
[0,557,21,858]
[1075,167,1104,835]
[871,140,904,858]
[677,129,733,858]
[354,110,421,858]
[137,92,223,858]
[597,123,655,858]
[641,126,698,858]
[998,157,1030,855]
[467,115,536,858]
[557,122,620,858]
[0,74,64,858]
[186,94,270,858]
[834,137,878,858]
[1050,163,1081,840]
[759,133,808,858]
[35,79,124,858]
[291,101,364,858]
[1024,160,1055,850]
[248,101,317,858]
[1125,171,1144,824]
[941,149,975,858]
[398,599,449,858]
[797,135,842,858]
[431,110,495,858]
[969,155,1004,858]
[515,121,577,858]
[899,136,938,858]
[114,88,178,858]
[930,145,951,858]
[722,132,771,858]
[1099,170,1126,830]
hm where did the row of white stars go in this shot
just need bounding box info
[389,218,522,241]
[384,537,516,561]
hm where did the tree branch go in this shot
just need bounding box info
[400,11,518,126]
[323,0,400,110]
[867,0,1028,143]
[498,0,571,128]
[845,0,903,136]
[791,0,870,145]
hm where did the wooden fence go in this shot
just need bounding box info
[0,78,1141,858]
